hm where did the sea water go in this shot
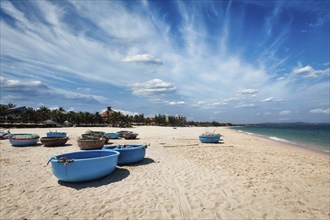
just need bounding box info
[231,124,330,153]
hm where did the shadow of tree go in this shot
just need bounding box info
[58,167,130,190]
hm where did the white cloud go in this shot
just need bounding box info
[279,110,291,115]
[1,76,43,88]
[310,108,330,114]
[238,89,259,95]
[131,79,177,96]
[261,97,283,102]
[235,103,256,108]
[309,17,325,27]
[261,97,274,102]
[293,65,313,74]
[76,88,92,93]
[193,101,227,109]
[122,54,163,65]
[166,101,185,106]
[1,76,107,104]
[293,65,330,78]
[55,88,108,103]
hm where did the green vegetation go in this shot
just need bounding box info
[0,103,231,127]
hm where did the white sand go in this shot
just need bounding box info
[0,126,329,219]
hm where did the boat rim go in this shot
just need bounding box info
[199,134,221,138]
[103,144,145,150]
[50,149,120,162]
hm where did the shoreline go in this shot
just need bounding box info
[228,126,330,155]
[1,126,329,219]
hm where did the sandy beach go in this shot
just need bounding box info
[0,126,329,220]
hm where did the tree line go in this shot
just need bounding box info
[0,103,231,127]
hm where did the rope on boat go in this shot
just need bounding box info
[46,157,74,166]
[119,144,149,149]
[57,157,74,166]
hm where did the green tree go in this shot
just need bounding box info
[21,107,37,122]
[0,104,9,117]
[37,106,51,122]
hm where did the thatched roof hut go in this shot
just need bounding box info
[43,119,61,128]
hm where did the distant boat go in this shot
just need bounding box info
[123,132,138,140]
[9,134,39,146]
[103,144,147,164]
[46,132,67,137]
[0,130,10,140]
[48,150,119,182]
[83,130,109,144]
[105,132,119,139]
[77,138,105,150]
[199,133,221,143]
[117,130,131,138]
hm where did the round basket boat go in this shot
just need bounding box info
[41,137,69,147]
[77,139,105,150]
[82,133,109,144]
[0,131,10,140]
[46,132,67,137]
[9,134,40,146]
[199,134,221,143]
[105,132,119,139]
[103,144,146,164]
[48,150,120,182]
[123,132,138,140]
[117,131,130,138]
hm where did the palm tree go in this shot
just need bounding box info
[21,107,37,123]
[37,106,51,122]
[51,109,66,124]
[7,103,16,108]
[94,112,103,124]
[0,104,9,117]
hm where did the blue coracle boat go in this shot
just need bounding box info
[199,134,221,143]
[103,144,146,165]
[49,150,119,182]
[105,132,119,139]
[47,132,67,137]
[9,134,40,146]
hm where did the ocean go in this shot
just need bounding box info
[231,123,330,153]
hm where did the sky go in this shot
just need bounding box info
[0,0,329,123]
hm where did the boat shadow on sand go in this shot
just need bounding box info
[11,143,43,147]
[204,141,225,144]
[118,157,156,167]
[58,167,130,190]
[43,144,73,148]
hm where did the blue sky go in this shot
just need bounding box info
[1,0,329,123]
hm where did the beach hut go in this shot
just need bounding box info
[43,120,61,128]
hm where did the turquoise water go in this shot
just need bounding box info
[231,124,330,153]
